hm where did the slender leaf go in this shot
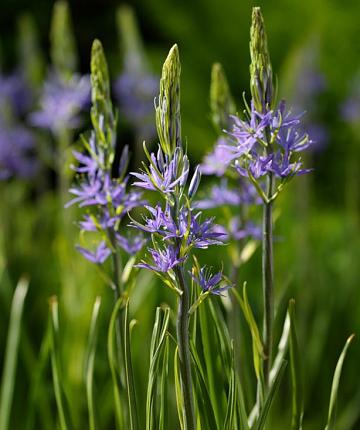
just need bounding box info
[124,299,139,430]
[190,341,217,430]
[25,322,52,430]
[254,360,287,430]
[270,311,290,385]
[224,342,237,430]
[174,347,185,430]
[85,297,101,430]
[159,336,169,430]
[232,285,264,380]
[236,375,250,430]
[0,278,29,430]
[49,296,73,430]
[325,334,355,430]
[198,298,222,426]
[146,306,170,430]
[289,300,303,430]
[107,297,125,429]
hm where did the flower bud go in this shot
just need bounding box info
[188,165,201,199]
[249,7,274,113]
[50,1,77,80]
[156,44,181,157]
[210,63,236,131]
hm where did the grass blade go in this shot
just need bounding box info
[232,285,264,380]
[190,341,217,430]
[198,299,222,426]
[146,306,170,430]
[85,297,101,430]
[0,277,29,430]
[289,300,303,430]
[25,322,52,430]
[224,341,237,430]
[49,296,73,430]
[270,311,290,385]
[124,299,139,430]
[107,296,125,429]
[174,347,185,430]
[159,336,169,430]
[325,334,355,430]
[254,360,287,430]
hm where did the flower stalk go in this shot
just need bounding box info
[175,266,195,430]
[132,44,226,429]
[250,7,275,389]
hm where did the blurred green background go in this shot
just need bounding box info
[0,0,360,429]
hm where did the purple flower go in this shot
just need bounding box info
[136,246,184,273]
[67,172,143,216]
[224,100,313,180]
[195,179,260,209]
[29,72,90,133]
[189,213,225,248]
[115,233,146,255]
[76,241,112,264]
[191,266,230,295]
[0,120,38,180]
[201,137,234,176]
[131,204,224,248]
[114,72,158,141]
[131,147,189,194]
[340,96,360,123]
[0,72,32,116]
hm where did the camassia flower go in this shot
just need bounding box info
[0,118,38,180]
[131,45,225,291]
[223,100,312,182]
[67,40,144,266]
[131,147,189,193]
[114,72,158,141]
[200,137,234,177]
[29,72,90,133]
[190,266,230,295]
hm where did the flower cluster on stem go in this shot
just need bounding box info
[67,40,144,284]
[131,44,229,430]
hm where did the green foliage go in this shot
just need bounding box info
[289,300,304,430]
[50,0,77,79]
[85,297,101,430]
[325,335,355,430]
[0,278,29,430]
[146,306,170,430]
[210,62,236,131]
[49,297,73,430]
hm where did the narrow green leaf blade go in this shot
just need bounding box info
[189,341,217,430]
[107,297,125,429]
[146,306,170,430]
[325,334,355,430]
[124,299,139,430]
[254,360,287,430]
[289,300,303,430]
[174,347,185,430]
[49,296,73,430]
[0,278,29,430]
[85,297,101,430]
[224,342,237,430]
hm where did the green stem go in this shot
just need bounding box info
[175,266,195,430]
[262,172,274,388]
[110,232,139,429]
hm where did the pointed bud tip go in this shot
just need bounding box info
[163,44,180,71]
[211,62,223,77]
[91,39,103,55]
